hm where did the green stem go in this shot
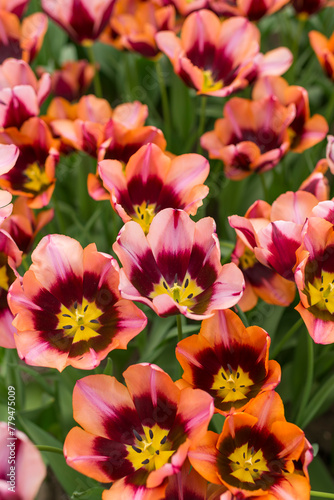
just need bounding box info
[86,44,102,98]
[290,16,306,81]
[5,350,24,411]
[295,330,314,427]
[325,88,334,126]
[156,58,171,145]
[197,95,207,153]
[36,445,64,455]
[176,315,183,343]
[311,492,334,498]
[271,317,303,359]
[259,173,268,201]
[235,304,249,328]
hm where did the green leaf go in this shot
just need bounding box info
[170,73,196,144]
[301,373,334,428]
[71,486,106,499]
[138,316,175,363]
[309,455,334,494]
[17,416,95,496]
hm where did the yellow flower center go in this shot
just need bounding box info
[239,247,257,270]
[228,443,269,484]
[126,424,174,472]
[132,202,156,234]
[57,299,103,343]
[150,274,202,308]
[0,265,9,291]
[212,365,253,403]
[202,70,223,93]
[306,271,334,314]
[24,163,50,193]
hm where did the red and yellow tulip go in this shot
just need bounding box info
[8,234,147,370]
[113,208,245,319]
[64,364,214,498]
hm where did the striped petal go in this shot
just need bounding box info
[255,221,302,281]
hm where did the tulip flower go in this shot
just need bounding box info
[0,143,19,223]
[8,234,147,371]
[189,391,312,499]
[230,199,296,311]
[1,196,54,254]
[253,76,328,153]
[0,421,46,500]
[48,97,166,200]
[210,0,289,20]
[41,0,116,45]
[0,58,51,129]
[299,158,330,201]
[99,143,209,233]
[64,364,214,498]
[47,60,95,101]
[102,0,178,58]
[0,229,22,349]
[113,208,244,320]
[0,118,59,208]
[292,0,333,15]
[0,0,30,17]
[156,10,292,97]
[201,95,295,180]
[327,135,334,172]
[0,12,48,64]
[176,309,281,414]
[295,215,334,344]
[229,191,320,281]
[309,30,334,80]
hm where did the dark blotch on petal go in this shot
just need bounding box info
[93,437,133,481]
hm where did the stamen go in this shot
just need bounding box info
[236,372,240,379]
[63,325,72,330]
[156,450,160,455]
[220,386,225,389]
[90,319,99,324]
[84,305,88,312]
[160,436,167,445]
[163,281,168,290]
[62,314,71,317]
[142,459,150,465]
[255,459,260,463]
[227,364,233,374]
[73,301,78,309]
[133,429,142,441]
[184,278,189,288]
[80,326,84,331]
[149,429,154,440]
[221,372,227,380]
[132,446,142,453]
[187,294,193,299]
